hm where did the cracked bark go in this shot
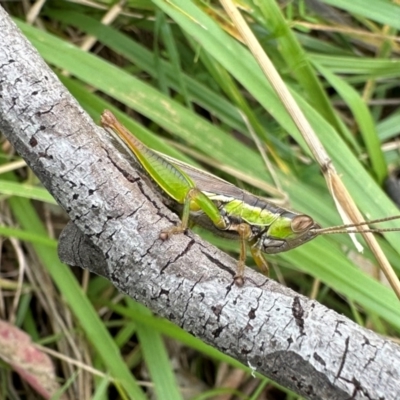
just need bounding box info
[1,8,400,400]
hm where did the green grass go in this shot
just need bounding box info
[2,0,400,398]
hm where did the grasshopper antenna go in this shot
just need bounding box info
[312,227,400,235]
[312,215,400,235]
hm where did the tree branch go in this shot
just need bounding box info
[0,7,399,399]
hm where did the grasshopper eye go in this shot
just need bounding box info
[291,215,314,233]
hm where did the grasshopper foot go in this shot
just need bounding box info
[233,258,246,287]
[160,225,186,240]
[233,274,244,287]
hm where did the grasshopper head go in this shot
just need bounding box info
[260,213,320,254]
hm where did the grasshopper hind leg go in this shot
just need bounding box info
[160,188,226,238]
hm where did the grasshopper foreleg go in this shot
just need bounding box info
[160,189,195,239]
[160,188,227,238]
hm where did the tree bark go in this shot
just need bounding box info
[0,7,399,400]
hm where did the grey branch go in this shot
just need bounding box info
[0,7,399,400]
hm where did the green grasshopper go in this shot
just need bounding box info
[101,110,400,284]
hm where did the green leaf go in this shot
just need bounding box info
[127,301,183,400]
[314,63,386,183]
[0,180,57,204]
[320,0,400,30]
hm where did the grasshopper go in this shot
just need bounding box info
[101,110,400,284]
